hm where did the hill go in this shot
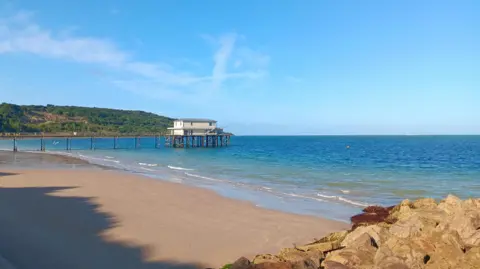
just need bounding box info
[0,103,174,134]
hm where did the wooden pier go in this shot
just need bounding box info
[0,133,231,152]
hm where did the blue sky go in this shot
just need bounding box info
[0,0,478,135]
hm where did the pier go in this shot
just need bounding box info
[0,133,231,152]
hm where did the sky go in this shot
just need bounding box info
[0,0,478,135]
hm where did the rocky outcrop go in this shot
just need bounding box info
[224,195,480,269]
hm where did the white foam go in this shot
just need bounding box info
[140,167,155,172]
[168,165,193,171]
[315,192,369,207]
[316,193,338,199]
[286,193,325,202]
[105,156,115,159]
[338,197,369,207]
[184,172,223,182]
[138,162,158,167]
[340,189,350,194]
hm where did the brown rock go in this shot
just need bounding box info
[294,241,341,253]
[278,248,324,268]
[324,233,377,269]
[437,194,462,214]
[322,261,354,269]
[459,246,480,268]
[310,230,348,245]
[374,235,434,269]
[251,262,292,269]
[252,254,284,264]
[341,225,387,248]
[231,257,251,269]
[373,256,410,269]
[412,198,437,209]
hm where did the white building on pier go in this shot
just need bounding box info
[167,118,224,136]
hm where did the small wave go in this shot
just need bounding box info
[340,189,351,194]
[140,167,155,172]
[138,162,158,167]
[338,197,369,207]
[105,156,115,159]
[168,165,193,171]
[315,193,369,207]
[316,193,338,199]
[184,172,222,182]
[286,193,325,202]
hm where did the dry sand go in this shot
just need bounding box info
[0,169,349,269]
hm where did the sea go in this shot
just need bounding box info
[1,135,479,221]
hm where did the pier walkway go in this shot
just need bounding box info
[0,133,231,152]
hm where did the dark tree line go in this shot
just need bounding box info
[0,103,174,134]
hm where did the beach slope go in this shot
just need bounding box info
[0,170,348,269]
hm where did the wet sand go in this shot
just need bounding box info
[0,168,349,269]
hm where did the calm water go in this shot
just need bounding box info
[1,136,479,221]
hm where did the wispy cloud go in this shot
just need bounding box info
[212,33,236,88]
[0,10,269,101]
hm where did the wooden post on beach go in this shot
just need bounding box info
[13,137,18,152]
[40,137,45,151]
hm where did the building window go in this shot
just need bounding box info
[209,122,213,126]
[191,122,193,126]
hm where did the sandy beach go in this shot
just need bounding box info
[0,168,349,269]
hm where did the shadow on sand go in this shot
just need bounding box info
[0,186,205,269]
[0,172,17,177]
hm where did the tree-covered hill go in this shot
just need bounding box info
[0,103,174,134]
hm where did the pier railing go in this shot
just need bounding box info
[0,133,231,151]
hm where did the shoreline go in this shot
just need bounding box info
[0,150,360,222]
[0,169,349,268]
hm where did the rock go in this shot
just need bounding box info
[422,230,465,268]
[437,194,462,214]
[389,214,435,238]
[412,198,437,209]
[322,261,354,269]
[278,248,324,268]
[324,233,377,269]
[251,262,293,269]
[226,195,480,269]
[374,235,435,269]
[387,199,415,222]
[231,257,251,269]
[341,225,387,248]
[252,254,284,264]
[290,258,317,269]
[373,256,410,269]
[457,246,480,268]
[310,230,348,244]
[293,241,341,253]
[465,230,480,247]
[436,202,480,243]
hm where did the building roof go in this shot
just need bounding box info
[175,118,217,123]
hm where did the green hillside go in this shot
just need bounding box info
[0,103,174,134]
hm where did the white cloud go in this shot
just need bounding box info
[0,10,269,101]
[212,33,236,88]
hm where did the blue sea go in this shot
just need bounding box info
[1,136,479,221]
